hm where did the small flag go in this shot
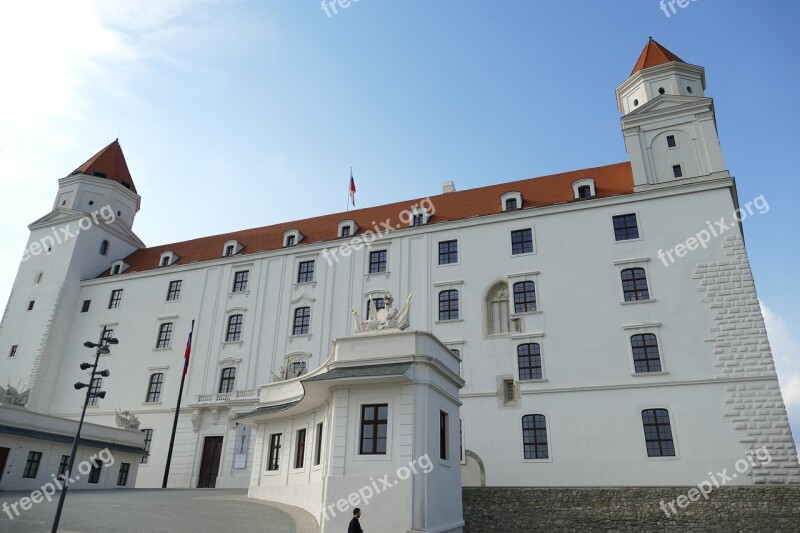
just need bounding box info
[349,168,356,207]
[183,329,193,376]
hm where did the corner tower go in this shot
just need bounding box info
[0,141,145,410]
[616,38,728,190]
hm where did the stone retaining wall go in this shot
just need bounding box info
[462,486,800,532]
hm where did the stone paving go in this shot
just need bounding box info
[0,488,318,532]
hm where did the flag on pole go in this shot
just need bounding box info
[183,328,193,376]
[349,168,356,207]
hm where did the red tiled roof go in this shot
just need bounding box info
[72,139,137,193]
[109,162,634,275]
[631,38,685,76]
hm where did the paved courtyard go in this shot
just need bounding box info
[0,489,318,533]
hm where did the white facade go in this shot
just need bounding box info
[0,40,798,502]
[243,330,464,532]
[0,404,144,492]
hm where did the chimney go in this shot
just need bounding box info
[442,181,456,194]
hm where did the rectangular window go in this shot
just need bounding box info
[503,380,515,404]
[232,270,249,292]
[27,300,35,311]
[672,164,683,178]
[219,367,236,393]
[225,245,235,256]
[267,433,282,471]
[438,240,458,265]
[226,314,243,342]
[81,300,91,312]
[505,198,518,211]
[160,256,170,267]
[369,250,387,273]
[294,428,306,469]
[88,377,102,406]
[412,214,424,226]
[511,229,533,255]
[23,451,42,478]
[108,289,123,309]
[359,404,388,455]
[58,454,70,478]
[314,422,324,466]
[297,261,315,283]
[156,323,174,349]
[117,462,131,486]
[642,409,676,457]
[100,326,114,343]
[292,307,310,335]
[8,345,18,358]
[612,214,639,241]
[88,460,102,484]
[340,226,351,238]
[522,414,549,459]
[666,135,677,148]
[166,280,182,301]
[578,185,593,198]
[439,411,449,461]
[141,429,153,463]
[438,290,460,321]
[146,373,164,403]
[286,235,296,247]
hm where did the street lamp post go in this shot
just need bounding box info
[50,337,116,533]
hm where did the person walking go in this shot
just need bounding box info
[348,508,363,533]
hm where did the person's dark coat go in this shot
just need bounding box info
[348,516,363,533]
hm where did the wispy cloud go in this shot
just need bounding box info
[761,301,800,447]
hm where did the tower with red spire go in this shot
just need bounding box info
[616,38,727,190]
[0,140,145,410]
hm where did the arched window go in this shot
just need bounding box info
[219,367,236,393]
[293,307,311,335]
[226,314,243,342]
[641,409,675,457]
[631,334,662,373]
[146,373,164,403]
[517,343,542,380]
[512,281,537,313]
[486,282,511,335]
[521,415,548,459]
[100,240,109,256]
[621,268,650,301]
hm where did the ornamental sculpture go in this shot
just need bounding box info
[351,292,412,333]
[0,384,30,407]
[115,408,141,430]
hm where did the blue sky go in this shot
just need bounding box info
[1,1,798,444]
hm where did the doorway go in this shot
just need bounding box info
[0,447,9,482]
[197,436,223,488]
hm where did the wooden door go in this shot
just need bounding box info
[197,436,223,488]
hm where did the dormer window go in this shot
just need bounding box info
[407,207,430,227]
[572,178,596,200]
[159,251,179,268]
[110,260,129,276]
[500,191,523,212]
[283,229,303,248]
[223,240,243,257]
[337,219,359,239]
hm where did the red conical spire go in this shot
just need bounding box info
[630,37,685,76]
[71,139,137,193]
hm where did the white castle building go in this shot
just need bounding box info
[1,38,798,511]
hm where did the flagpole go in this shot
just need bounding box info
[347,167,351,212]
[162,319,194,488]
